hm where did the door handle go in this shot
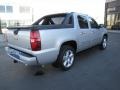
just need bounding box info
[80,32,86,34]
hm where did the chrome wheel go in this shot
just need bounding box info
[99,36,108,50]
[102,38,107,49]
[56,45,75,71]
[63,50,74,68]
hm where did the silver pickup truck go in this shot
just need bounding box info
[5,12,108,71]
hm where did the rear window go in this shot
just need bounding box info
[33,14,67,25]
[51,17,65,24]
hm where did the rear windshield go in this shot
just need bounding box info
[33,14,67,25]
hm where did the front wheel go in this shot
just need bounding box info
[99,36,107,50]
[57,45,75,71]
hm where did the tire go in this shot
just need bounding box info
[57,45,75,71]
[99,36,107,50]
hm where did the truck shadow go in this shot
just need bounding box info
[18,43,110,76]
[26,46,103,76]
[76,46,100,61]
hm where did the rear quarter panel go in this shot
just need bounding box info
[37,28,78,64]
[40,28,78,50]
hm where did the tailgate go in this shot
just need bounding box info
[7,29,31,50]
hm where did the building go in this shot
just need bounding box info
[0,0,33,33]
[105,0,120,30]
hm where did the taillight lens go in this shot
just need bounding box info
[30,30,41,51]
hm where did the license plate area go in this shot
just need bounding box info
[9,48,20,59]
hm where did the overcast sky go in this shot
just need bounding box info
[1,0,106,24]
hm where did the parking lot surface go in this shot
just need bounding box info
[0,32,120,90]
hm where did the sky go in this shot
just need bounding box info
[1,0,106,24]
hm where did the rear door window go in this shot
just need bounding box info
[77,15,89,29]
[51,17,65,25]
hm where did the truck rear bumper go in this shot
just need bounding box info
[5,47,37,66]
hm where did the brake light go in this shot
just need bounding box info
[30,30,41,51]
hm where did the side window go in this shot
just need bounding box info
[77,16,89,29]
[89,18,99,28]
[64,15,73,25]
[68,16,73,24]
[39,18,52,25]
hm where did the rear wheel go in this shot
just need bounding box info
[57,45,75,71]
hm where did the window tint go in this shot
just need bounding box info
[68,16,73,24]
[51,17,65,25]
[77,16,88,29]
[39,17,65,25]
[89,18,99,28]
[63,15,73,25]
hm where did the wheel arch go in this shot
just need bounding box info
[60,40,77,52]
[103,33,108,40]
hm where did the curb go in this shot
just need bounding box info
[0,41,6,48]
[0,34,6,48]
[108,30,120,33]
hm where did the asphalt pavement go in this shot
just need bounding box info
[0,32,120,90]
[0,34,6,48]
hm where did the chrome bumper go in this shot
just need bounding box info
[5,47,37,66]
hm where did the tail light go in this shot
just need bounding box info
[30,30,41,51]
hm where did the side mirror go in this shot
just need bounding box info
[98,24,106,28]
